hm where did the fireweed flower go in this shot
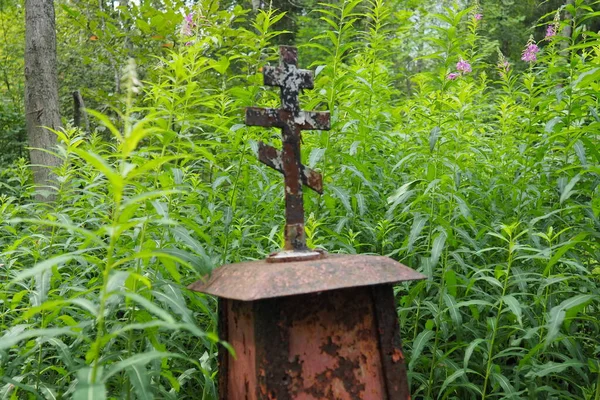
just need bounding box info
[521,37,540,62]
[472,0,482,22]
[456,58,472,73]
[546,11,560,40]
[447,72,459,80]
[496,51,510,76]
[181,12,196,36]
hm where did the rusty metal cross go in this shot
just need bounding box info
[246,46,330,254]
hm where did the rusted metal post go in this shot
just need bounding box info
[189,46,425,399]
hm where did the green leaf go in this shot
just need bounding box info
[463,338,485,369]
[491,372,515,394]
[11,255,76,283]
[330,185,352,212]
[387,180,422,205]
[445,269,457,297]
[74,367,106,400]
[545,117,562,133]
[72,148,123,193]
[104,352,175,380]
[545,232,589,274]
[431,230,447,268]
[308,148,325,168]
[0,327,77,350]
[525,360,585,378]
[444,293,462,326]
[545,307,565,347]
[439,369,466,395]
[152,284,193,323]
[408,330,434,370]
[574,140,587,166]
[545,294,595,347]
[86,109,123,141]
[127,365,153,399]
[120,292,176,324]
[407,215,427,252]
[559,175,580,204]
[32,270,50,307]
[502,295,522,326]
[429,126,441,152]
[573,67,600,88]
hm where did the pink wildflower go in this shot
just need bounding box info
[456,58,472,73]
[521,38,540,63]
[497,50,510,76]
[475,13,483,21]
[447,72,459,80]
[546,11,560,40]
[181,12,196,36]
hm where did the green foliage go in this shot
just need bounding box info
[0,101,26,167]
[1,0,600,399]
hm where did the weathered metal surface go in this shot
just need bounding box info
[245,45,330,253]
[217,300,229,400]
[372,285,411,399]
[218,285,411,399]
[223,300,257,400]
[257,141,323,194]
[188,254,426,301]
[265,248,326,264]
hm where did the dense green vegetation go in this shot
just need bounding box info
[1,0,599,398]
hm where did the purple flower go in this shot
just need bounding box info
[547,11,561,40]
[497,59,510,76]
[181,12,196,36]
[185,41,194,46]
[475,13,483,21]
[456,58,472,73]
[447,72,459,80]
[521,51,536,62]
[521,41,540,63]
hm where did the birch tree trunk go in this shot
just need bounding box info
[24,0,61,201]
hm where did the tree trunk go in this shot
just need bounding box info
[73,90,89,131]
[24,0,62,201]
[559,0,575,59]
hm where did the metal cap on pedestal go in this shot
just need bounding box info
[188,254,425,301]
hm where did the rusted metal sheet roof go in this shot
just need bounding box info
[188,254,426,301]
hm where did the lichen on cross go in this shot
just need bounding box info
[246,46,330,259]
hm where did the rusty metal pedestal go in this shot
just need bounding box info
[189,254,425,399]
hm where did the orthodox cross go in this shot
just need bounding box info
[246,46,330,254]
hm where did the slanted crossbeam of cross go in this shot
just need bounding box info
[246,46,330,252]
